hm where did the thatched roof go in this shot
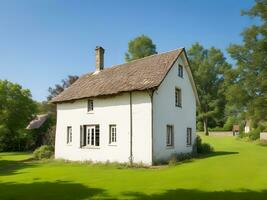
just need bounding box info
[51,48,199,104]
[26,114,48,130]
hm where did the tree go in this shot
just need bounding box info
[188,43,232,135]
[0,80,37,151]
[47,75,78,101]
[125,35,157,62]
[227,0,267,126]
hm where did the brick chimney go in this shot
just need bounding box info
[95,46,105,71]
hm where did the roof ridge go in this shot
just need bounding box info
[80,47,184,77]
[108,47,184,69]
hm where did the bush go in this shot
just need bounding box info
[33,145,54,160]
[248,128,261,140]
[194,135,214,154]
[223,117,237,131]
[209,127,228,131]
[168,153,193,166]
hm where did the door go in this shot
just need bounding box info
[86,126,95,146]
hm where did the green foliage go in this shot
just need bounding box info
[47,75,78,101]
[194,135,214,154]
[223,117,237,131]
[125,35,157,62]
[0,80,37,151]
[227,0,267,127]
[188,43,232,134]
[33,145,54,160]
[248,128,261,140]
[209,127,229,131]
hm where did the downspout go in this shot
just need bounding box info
[129,91,133,165]
[148,89,155,165]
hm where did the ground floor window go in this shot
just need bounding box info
[166,125,174,147]
[67,126,72,144]
[80,125,100,147]
[187,128,192,145]
[109,125,117,144]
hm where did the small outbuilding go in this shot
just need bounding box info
[232,125,240,136]
[26,114,49,130]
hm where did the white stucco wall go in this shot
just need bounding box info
[55,91,152,164]
[152,53,197,163]
[244,125,250,133]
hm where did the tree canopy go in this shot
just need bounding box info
[125,35,157,62]
[47,75,78,101]
[227,0,267,126]
[0,80,37,151]
[188,43,232,134]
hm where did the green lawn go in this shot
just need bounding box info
[1,135,267,200]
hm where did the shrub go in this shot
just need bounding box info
[248,128,261,140]
[223,117,237,131]
[168,154,178,166]
[33,145,54,160]
[209,127,228,131]
[194,135,214,154]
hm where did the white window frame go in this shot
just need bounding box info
[175,88,182,107]
[87,99,94,112]
[187,128,192,146]
[109,125,117,145]
[178,64,183,78]
[166,125,174,147]
[67,126,72,144]
[83,125,100,148]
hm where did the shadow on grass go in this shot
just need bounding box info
[0,181,111,200]
[123,189,267,200]
[200,151,239,158]
[0,158,36,176]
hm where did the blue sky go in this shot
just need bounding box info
[0,0,256,101]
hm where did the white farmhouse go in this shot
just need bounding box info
[51,46,200,165]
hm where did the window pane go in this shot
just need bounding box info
[166,125,173,146]
[88,100,93,111]
[95,125,99,146]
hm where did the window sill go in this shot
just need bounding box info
[166,146,174,149]
[108,144,117,146]
[81,146,100,149]
[66,143,72,146]
[186,144,192,147]
[87,111,94,114]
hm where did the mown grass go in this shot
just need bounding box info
[0,134,267,199]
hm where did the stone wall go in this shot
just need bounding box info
[260,132,267,141]
[209,131,234,137]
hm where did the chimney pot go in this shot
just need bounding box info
[95,46,105,71]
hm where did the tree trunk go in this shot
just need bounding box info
[203,118,209,136]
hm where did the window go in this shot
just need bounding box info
[109,125,117,144]
[166,125,174,147]
[67,126,72,144]
[187,128,192,146]
[88,99,93,112]
[81,125,100,147]
[175,88,182,107]
[178,64,183,78]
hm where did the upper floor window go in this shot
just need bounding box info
[166,125,174,147]
[88,99,94,112]
[109,125,117,145]
[186,128,192,146]
[175,88,182,107]
[178,64,183,78]
[67,126,72,144]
